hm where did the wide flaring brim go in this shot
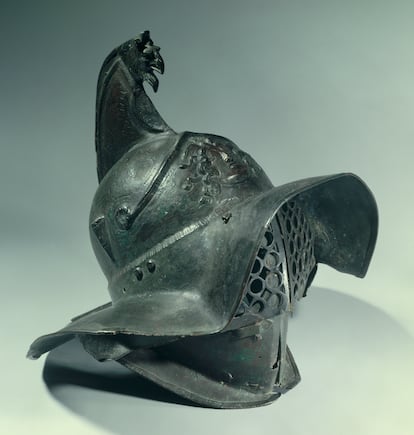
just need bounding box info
[28,173,378,359]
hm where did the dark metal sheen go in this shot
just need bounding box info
[27,31,378,409]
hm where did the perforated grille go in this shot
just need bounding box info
[234,199,317,322]
[277,200,316,301]
[235,217,288,318]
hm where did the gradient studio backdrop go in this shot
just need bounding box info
[1,1,413,435]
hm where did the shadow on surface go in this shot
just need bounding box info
[43,287,414,435]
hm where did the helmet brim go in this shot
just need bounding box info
[28,173,377,360]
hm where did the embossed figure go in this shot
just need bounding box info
[28,31,378,408]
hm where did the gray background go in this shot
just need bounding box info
[1,1,413,434]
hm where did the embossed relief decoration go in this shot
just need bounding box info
[178,135,255,205]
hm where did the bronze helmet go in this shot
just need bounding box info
[28,31,378,408]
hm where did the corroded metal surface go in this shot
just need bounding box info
[28,31,378,408]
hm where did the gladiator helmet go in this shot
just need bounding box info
[28,31,378,409]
